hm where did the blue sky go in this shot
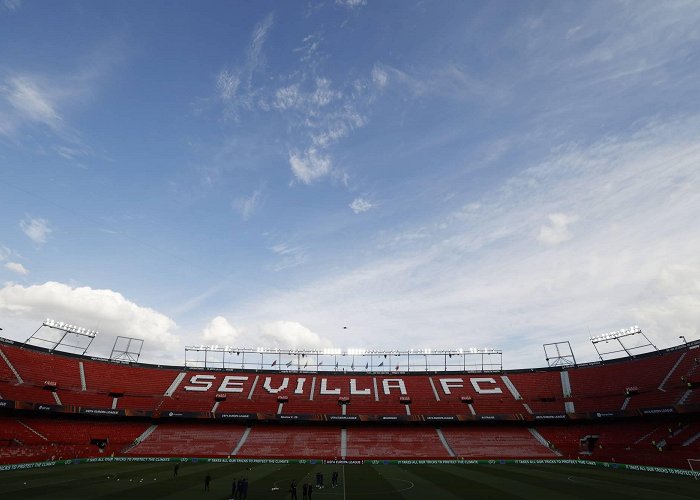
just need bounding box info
[1,0,700,368]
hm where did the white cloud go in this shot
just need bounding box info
[371,65,388,88]
[289,147,332,184]
[0,246,10,261]
[350,197,373,214]
[232,190,263,221]
[274,84,301,110]
[201,316,332,350]
[19,216,52,245]
[0,281,180,354]
[216,69,240,101]
[537,213,578,245]
[311,78,338,107]
[257,320,333,349]
[0,76,63,134]
[202,315,241,345]
[4,262,28,275]
[630,265,700,343]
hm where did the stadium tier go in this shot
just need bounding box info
[1,337,699,468]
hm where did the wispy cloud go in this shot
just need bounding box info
[2,0,21,12]
[289,147,331,184]
[350,197,373,214]
[216,13,274,118]
[371,62,509,105]
[207,17,376,188]
[371,64,388,89]
[293,33,323,65]
[220,116,700,367]
[19,216,52,245]
[232,189,263,220]
[335,0,367,8]
[0,41,123,156]
[4,262,28,275]
[0,75,64,135]
[268,242,307,272]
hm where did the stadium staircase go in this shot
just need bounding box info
[17,419,48,441]
[435,428,456,457]
[658,351,687,391]
[528,428,561,456]
[0,347,23,383]
[122,424,158,453]
[231,426,251,456]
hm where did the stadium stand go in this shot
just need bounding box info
[345,426,449,459]
[0,415,148,464]
[235,425,342,458]
[441,426,557,458]
[128,422,247,457]
[567,350,687,412]
[1,337,699,468]
[506,371,566,414]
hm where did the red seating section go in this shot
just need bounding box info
[345,427,449,459]
[567,350,687,412]
[129,422,246,457]
[534,419,699,469]
[0,341,179,410]
[236,425,341,458]
[506,372,565,414]
[0,415,148,464]
[441,426,556,458]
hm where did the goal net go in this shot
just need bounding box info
[687,459,700,480]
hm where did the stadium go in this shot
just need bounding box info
[1,322,699,498]
[4,1,700,499]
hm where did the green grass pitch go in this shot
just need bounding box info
[0,461,697,499]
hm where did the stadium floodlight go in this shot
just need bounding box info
[42,318,98,338]
[590,326,642,343]
[589,325,656,360]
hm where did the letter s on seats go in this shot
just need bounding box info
[219,375,248,393]
[470,377,502,394]
[184,374,215,392]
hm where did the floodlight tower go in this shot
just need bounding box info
[589,326,656,361]
[543,341,577,367]
[25,319,99,355]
